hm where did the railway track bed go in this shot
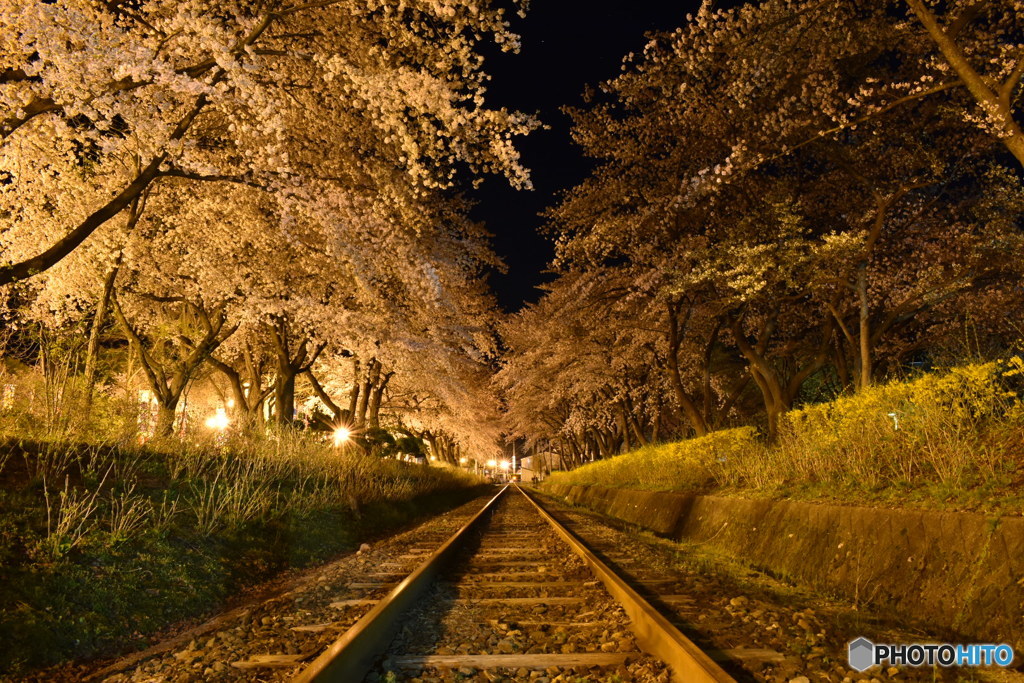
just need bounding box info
[81,493,496,683]
[362,493,670,682]
[82,484,996,683]
[295,485,731,682]
[529,492,1012,683]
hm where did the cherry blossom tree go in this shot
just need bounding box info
[0,0,536,286]
[501,0,1024,450]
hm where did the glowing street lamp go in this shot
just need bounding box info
[499,460,510,471]
[333,427,351,446]
[459,457,468,465]
[205,407,229,431]
[486,459,497,468]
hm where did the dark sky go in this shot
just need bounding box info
[471,2,700,312]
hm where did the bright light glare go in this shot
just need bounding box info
[486,459,497,468]
[499,460,510,470]
[205,408,229,430]
[459,457,467,465]
[333,427,351,446]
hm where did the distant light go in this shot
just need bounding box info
[430,455,437,461]
[499,460,510,470]
[486,459,497,468]
[333,427,351,446]
[205,408,229,431]
[226,399,235,409]
[459,457,468,465]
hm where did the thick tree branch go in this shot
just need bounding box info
[906,0,1024,165]
[303,369,341,421]
[0,97,60,140]
[0,94,209,287]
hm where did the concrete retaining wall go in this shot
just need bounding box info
[542,482,1024,650]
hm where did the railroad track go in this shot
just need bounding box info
[292,484,735,683]
[78,485,972,683]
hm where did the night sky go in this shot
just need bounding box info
[471,2,701,312]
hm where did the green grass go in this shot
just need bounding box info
[545,361,1024,515]
[0,432,484,674]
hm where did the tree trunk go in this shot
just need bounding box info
[667,358,709,437]
[715,375,751,428]
[857,262,872,389]
[367,371,392,428]
[435,434,450,464]
[83,193,146,415]
[268,320,324,426]
[834,332,850,390]
[155,401,178,437]
[425,432,439,461]
[275,370,296,425]
[207,349,271,430]
[701,317,724,426]
[353,359,378,429]
[666,301,710,436]
[227,377,249,417]
[623,396,651,447]
[83,265,119,414]
[111,295,234,439]
[615,404,632,452]
[568,433,586,466]
[730,314,789,440]
[564,437,578,468]
[347,358,360,425]
[243,345,270,424]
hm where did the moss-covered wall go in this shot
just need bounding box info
[542,483,1024,651]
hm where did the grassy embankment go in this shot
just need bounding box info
[0,429,483,675]
[546,361,1024,514]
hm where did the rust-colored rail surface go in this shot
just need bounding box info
[517,484,735,683]
[291,485,509,682]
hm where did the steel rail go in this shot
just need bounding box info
[291,485,510,683]
[516,484,736,683]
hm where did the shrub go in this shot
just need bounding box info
[0,430,482,674]
[771,361,1022,490]
[547,426,759,492]
[547,361,1024,505]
